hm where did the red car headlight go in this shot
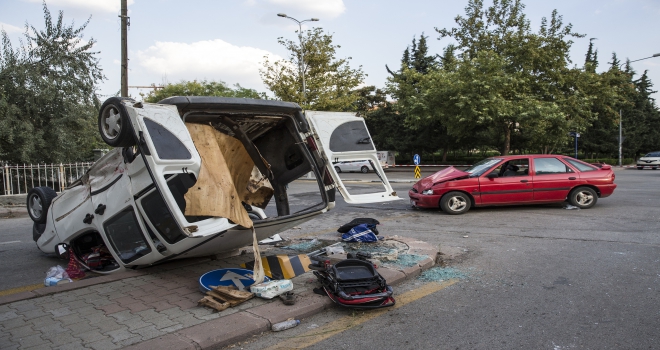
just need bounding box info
[421,189,434,195]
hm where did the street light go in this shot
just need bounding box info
[277,13,319,106]
[617,53,660,167]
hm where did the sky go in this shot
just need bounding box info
[1,0,659,101]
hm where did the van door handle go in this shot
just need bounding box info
[520,179,528,183]
[568,177,576,180]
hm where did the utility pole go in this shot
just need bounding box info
[619,109,622,167]
[120,0,129,97]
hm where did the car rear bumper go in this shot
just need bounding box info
[408,191,441,208]
[599,184,617,198]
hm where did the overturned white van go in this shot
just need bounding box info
[26,97,400,273]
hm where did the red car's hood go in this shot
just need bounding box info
[413,167,470,191]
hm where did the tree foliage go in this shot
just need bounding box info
[0,2,103,163]
[142,80,267,103]
[260,27,365,111]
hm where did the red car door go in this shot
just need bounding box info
[479,158,533,204]
[531,157,577,202]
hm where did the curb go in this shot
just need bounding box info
[123,236,438,350]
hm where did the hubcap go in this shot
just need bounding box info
[29,194,43,218]
[448,196,467,211]
[576,191,594,206]
[102,107,121,139]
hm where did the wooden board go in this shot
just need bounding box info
[183,123,253,228]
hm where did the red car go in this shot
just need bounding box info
[409,155,617,215]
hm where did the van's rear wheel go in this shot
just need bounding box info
[360,166,369,173]
[27,187,57,224]
[99,98,135,147]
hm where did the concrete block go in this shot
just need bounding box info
[377,267,406,285]
[177,311,269,349]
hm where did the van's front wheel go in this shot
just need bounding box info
[27,187,57,224]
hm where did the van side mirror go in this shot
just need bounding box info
[55,243,69,259]
[487,173,499,179]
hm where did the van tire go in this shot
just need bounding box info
[99,98,135,147]
[27,187,57,223]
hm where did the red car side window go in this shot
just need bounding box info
[533,158,574,175]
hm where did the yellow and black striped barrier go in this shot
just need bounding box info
[414,166,421,179]
[242,254,312,279]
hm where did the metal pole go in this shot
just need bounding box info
[618,109,622,167]
[298,22,306,106]
[120,0,128,97]
[574,136,578,159]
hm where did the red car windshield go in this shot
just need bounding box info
[463,158,502,177]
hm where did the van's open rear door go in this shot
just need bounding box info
[305,111,401,204]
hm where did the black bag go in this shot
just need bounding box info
[337,218,380,235]
[311,257,394,309]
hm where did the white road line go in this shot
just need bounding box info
[0,241,21,245]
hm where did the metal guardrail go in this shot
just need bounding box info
[1,162,94,196]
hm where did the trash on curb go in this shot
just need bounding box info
[44,265,72,286]
[564,204,580,210]
[272,319,300,332]
[250,279,293,299]
[342,223,379,242]
[338,218,380,235]
[198,285,254,312]
[259,234,284,245]
[279,291,296,305]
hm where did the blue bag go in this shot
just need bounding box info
[341,224,379,243]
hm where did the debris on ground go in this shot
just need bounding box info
[272,319,300,332]
[564,204,580,210]
[198,285,254,312]
[282,239,322,252]
[343,241,406,261]
[338,218,380,235]
[250,279,293,299]
[44,265,72,286]
[418,267,468,282]
[258,234,284,245]
[279,291,296,305]
[388,253,427,267]
[341,223,379,242]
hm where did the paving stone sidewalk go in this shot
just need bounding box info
[0,236,437,350]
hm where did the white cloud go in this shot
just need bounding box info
[24,0,134,13]
[0,22,23,33]
[135,39,282,88]
[267,0,345,18]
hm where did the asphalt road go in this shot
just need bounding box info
[236,169,660,349]
[1,169,659,349]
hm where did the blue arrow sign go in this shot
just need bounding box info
[198,268,269,292]
[413,154,421,165]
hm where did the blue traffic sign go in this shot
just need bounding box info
[198,268,270,292]
[413,154,421,165]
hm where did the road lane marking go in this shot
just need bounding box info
[0,241,21,245]
[0,283,44,297]
[263,279,458,350]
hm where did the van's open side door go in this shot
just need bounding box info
[305,111,401,204]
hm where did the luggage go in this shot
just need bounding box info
[311,256,394,309]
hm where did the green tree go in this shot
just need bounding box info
[431,0,599,155]
[142,80,267,103]
[260,27,365,111]
[0,2,103,163]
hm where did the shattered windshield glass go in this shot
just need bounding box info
[463,158,502,177]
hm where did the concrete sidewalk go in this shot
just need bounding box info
[0,236,439,350]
